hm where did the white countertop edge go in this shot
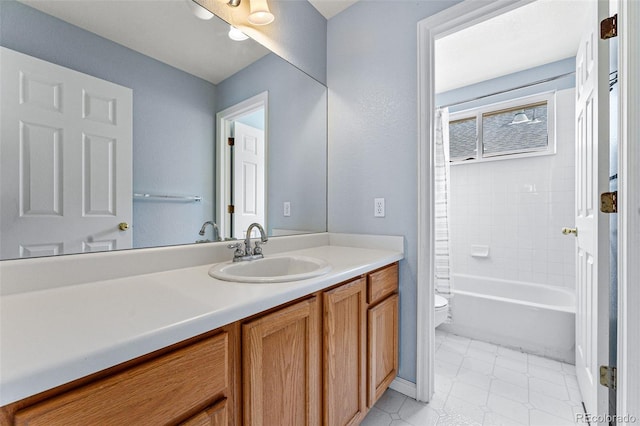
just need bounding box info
[0,245,403,406]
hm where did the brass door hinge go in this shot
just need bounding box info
[601,14,618,39]
[601,191,618,213]
[228,137,235,146]
[600,365,617,390]
[228,204,235,214]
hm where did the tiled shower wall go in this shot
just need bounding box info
[449,89,576,289]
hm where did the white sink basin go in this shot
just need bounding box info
[208,255,332,283]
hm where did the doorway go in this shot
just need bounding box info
[216,92,268,240]
[416,0,616,420]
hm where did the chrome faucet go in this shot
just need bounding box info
[198,221,220,242]
[228,222,268,262]
[245,222,268,255]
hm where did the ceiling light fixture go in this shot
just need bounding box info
[248,0,275,25]
[186,0,214,20]
[508,110,531,125]
[228,25,249,41]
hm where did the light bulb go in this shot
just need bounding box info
[248,0,274,25]
[229,26,249,41]
[185,0,214,20]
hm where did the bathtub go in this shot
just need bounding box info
[438,274,576,363]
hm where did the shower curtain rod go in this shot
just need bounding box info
[437,71,576,110]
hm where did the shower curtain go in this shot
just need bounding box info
[434,108,453,311]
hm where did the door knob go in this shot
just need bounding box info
[561,227,577,236]
[118,222,130,231]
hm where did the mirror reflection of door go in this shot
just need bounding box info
[217,92,268,241]
[0,47,133,259]
[231,114,265,240]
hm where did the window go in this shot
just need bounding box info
[449,117,477,160]
[448,93,555,163]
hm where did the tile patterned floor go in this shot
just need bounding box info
[362,330,585,426]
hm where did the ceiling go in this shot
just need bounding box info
[307,0,358,19]
[20,0,270,85]
[19,0,355,83]
[435,0,590,93]
[20,0,589,90]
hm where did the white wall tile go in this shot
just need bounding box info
[450,89,575,288]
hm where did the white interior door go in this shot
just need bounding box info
[232,121,265,239]
[0,47,133,259]
[574,0,610,417]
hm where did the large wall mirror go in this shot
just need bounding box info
[0,0,327,260]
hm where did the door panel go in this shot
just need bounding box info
[0,47,133,259]
[232,121,265,239]
[574,0,610,416]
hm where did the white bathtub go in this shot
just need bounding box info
[438,274,576,363]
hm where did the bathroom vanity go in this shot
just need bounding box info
[0,233,403,425]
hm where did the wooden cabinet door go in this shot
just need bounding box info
[367,293,399,407]
[180,399,227,426]
[242,297,321,426]
[323,278,366,426]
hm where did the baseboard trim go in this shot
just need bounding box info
[389,376,417,399]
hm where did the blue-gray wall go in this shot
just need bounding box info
[0,1,217,249]
[217,53,327,235]
[252,0,327,84]
[437,57,576,112]
[327,0,461,383]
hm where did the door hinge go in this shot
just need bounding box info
[600,191,618,213]
[600,14,618,39]
[600,365,617,390]
[228,137,235,146]
[228,204,235,214]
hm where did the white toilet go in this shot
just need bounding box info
[434,294,449,327]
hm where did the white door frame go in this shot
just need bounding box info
[216,92,268,239]
[616,0,640,421]
[416,0,533,402]
[416,0,639,408]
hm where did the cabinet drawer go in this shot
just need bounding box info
[15,332,229,426]
[367,263,398,305]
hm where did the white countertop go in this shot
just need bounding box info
[0,241,403,406]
